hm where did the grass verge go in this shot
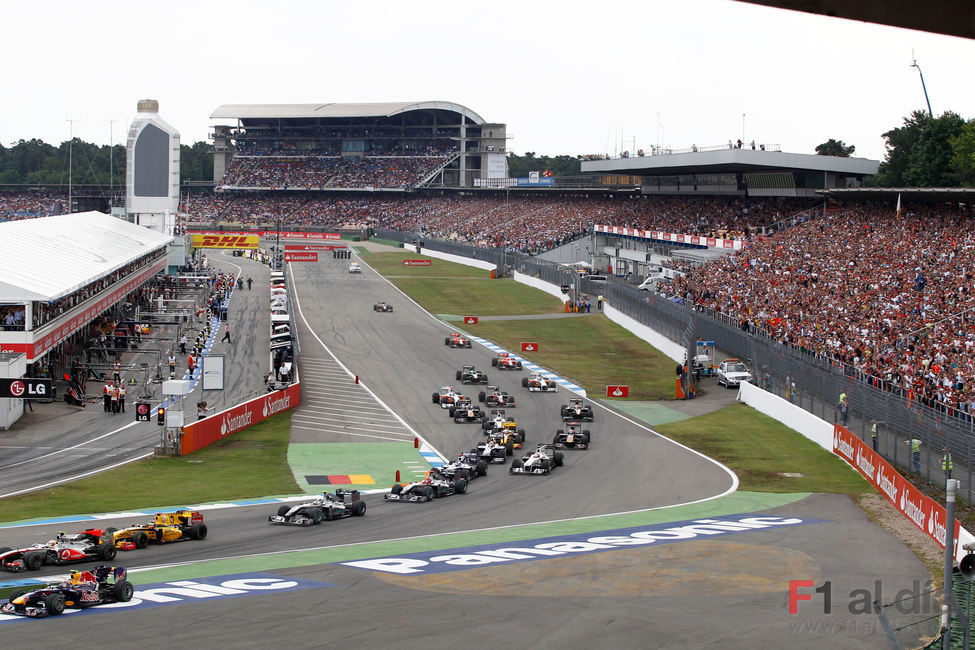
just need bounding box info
[471,315,677,399]
[0,413,299,524]
[655,403,870,493]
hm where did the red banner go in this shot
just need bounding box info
[606,385,629,397]
[463,316,479,325]
[521,342,539,352]
[284,252,318,262]
[181,383,301,455]
[284,244,330,252]
[833,425,960,555]
[186,230,341,240]
[403,259,432,266]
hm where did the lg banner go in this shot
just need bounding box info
[181,383,301,455]
[833,424,961,558]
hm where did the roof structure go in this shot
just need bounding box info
[581,149,880,177]
[0,212,172,303]
[210,101,486,125]
[823,187,975,203]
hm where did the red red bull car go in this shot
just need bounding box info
[445,332,473,348]
[491,352,523,370]
[1,566,134,617]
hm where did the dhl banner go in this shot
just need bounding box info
[192,234,259,249]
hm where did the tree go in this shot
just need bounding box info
[815,139,855,157]
[506,152,581,178]
[949,119,975,187]
[868,111,966,187]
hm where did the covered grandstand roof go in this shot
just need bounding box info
[581,149,880,177]
[823,187,975,203]
[0,212,172,302]
[210,101,486,125]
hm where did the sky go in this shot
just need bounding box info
[2,0,974,163]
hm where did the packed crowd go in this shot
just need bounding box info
[0,190,66,220]
[671,201,975,414]
[219,153,453,189]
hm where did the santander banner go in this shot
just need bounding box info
[181,383,301,455]
[185,230,341,240]
[833,424,961,559]
[594,225,744,251]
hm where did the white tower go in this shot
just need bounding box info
[126,99,180,234]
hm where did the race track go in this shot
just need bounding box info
[0,248,933,648]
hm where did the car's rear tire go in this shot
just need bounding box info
[476,460,488,476]
[478,391,486,402]
[390,483,403,495]
[113,580,134,602]
[491,358,498,367]
[352,501,366,516]
[26,552,43,571]
[432,392,440,404]
[554,452,564,467]
[444,337,450,346]
[277,505,290,517]
[454,478,468,494]
[98,542,117,561]
[45,593,65,616]
[583,429,592,441]
[521,378,529,388]
[505,442,513,456]
[132,532,149,549]
[311,508,324,525]
[190,523,208,540]
[448,406,456,417]
[456,370,462,381]
[517,428,526,442]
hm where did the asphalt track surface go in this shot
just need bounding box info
[0,249,933,648]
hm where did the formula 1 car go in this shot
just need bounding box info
[491,352,523,370]
[374,301,394,312]
[445,332,473,348]
[456,364,489,384]
[481,409,526,443]
[474,436,512,462]
[268,489,367,526]
[1,566,134,617]
[510,443,564,475]
[478,385,516,408]
[553,422,592,449]
[349,262,361,274]
[384,471,468,502]
[107,510,207,548]
[0,530,118,572]
[560,397,595,422]
[441,452,488,480]
[523,372,559,392]
[432,385,461,408]
[449,399,487,423]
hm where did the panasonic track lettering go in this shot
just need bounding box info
[341,514,823,575]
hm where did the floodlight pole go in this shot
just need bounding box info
[911,56,933,116]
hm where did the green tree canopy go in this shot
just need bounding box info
[815,139,855,157]
[948,119,975,187]
[506,152,581,178]
[868,111,967,187]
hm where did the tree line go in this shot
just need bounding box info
[0,139,213,186]
[2,110,973,188]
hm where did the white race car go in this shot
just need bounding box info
[522,372,558,392]
[349,262,361,274]
[510,443,564,475]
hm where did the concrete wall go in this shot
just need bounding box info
[737,381,834,452]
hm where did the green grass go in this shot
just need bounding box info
[655,403,870,493]
[0,413,300,524]
[359,250,488,278]
[470,315,677,399]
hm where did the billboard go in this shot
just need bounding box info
[192,234,259,249]
[284,252,318,262]
[181,383,301,455]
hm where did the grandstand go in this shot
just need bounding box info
[209,102,507,190]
